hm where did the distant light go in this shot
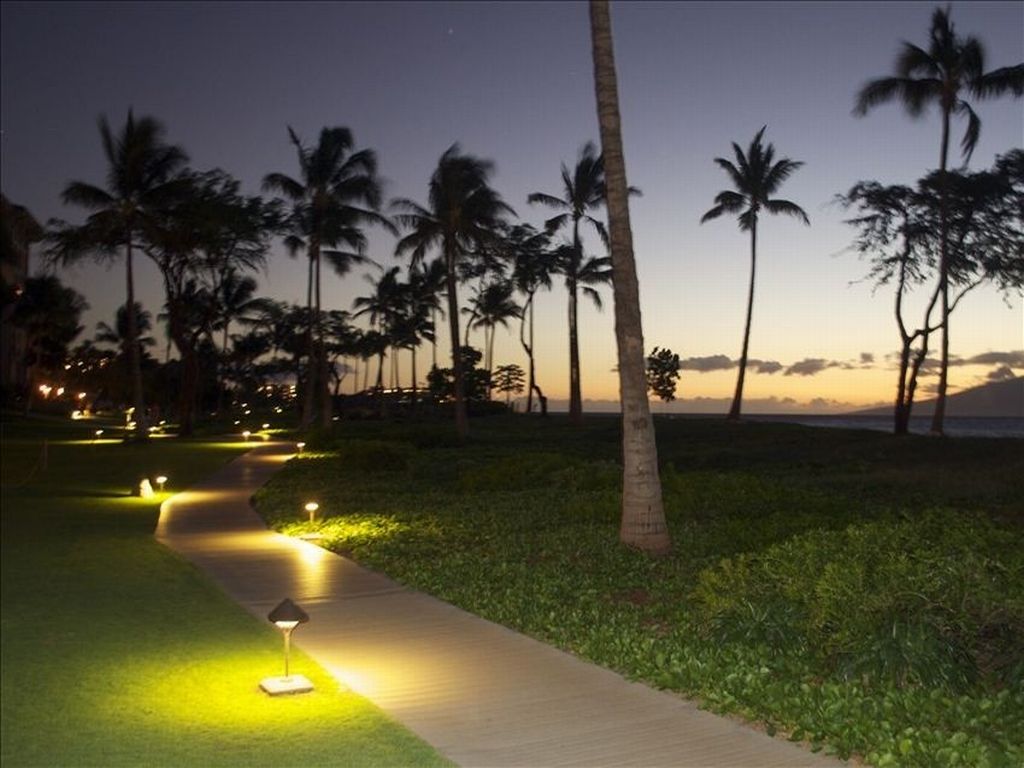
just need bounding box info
[77,392,87,400]
[234,420,241,425]
[296,442,305,454]
[244,410,252,415]
[138,478,155,498]
[56,387,65,397]
[39,384,52,397]
[242,430,251,442]
[262,423,270,429]
[155,475,168,492]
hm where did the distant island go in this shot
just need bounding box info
[852,377,1023,418]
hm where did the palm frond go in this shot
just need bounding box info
[261,172,305,200]
[61,182,115,210]
[854,76,941,116]
[895,42,940,79]
[764,198,810,225]
[956,101,981,162]
[974,63,1024,98]
[527,192,568,209]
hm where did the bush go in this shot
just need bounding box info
[692,509,1024,690]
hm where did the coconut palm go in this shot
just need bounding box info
[528,142,610,424]
[509,223,555,414]
[854,6,1023,435]
[589,0,671,555]
[263,126,392,427]
[95,302,157,364]
[393,145,514,438]
[353,266,405,390]
[700,126,809,421]
[467,280,520,393]
[47,111,187,435]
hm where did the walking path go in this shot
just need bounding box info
[156,443,842,767]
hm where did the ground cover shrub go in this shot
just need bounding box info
[692,509,1024,691]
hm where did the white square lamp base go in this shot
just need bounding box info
[260,674,314,695]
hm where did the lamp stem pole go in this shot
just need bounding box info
[284,627,292,679]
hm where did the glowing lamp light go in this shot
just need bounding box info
[242,430,251,442]
[262,423,270,430]
[260,598,313,696]
[296,442,306,454]
[78,392,87,400]
[155,475,168,492]
[56,387,65,397]
[138,478,155,498]
[234,420,241,426]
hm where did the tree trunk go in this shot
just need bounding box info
[894,342,912,435]
[445,241,469,438]
[301,252,316,428]
[316,249,332,429]
[569,222,583,424]
[486,324,496,399]
[125,238,148,438]
[930,105,952,437]
[728,219,757,421]
[590,0,671,555]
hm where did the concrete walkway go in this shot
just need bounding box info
[156,443,842,767]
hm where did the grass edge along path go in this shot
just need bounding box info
[0,415,448,768]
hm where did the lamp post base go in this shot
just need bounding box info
[259,675,314,696]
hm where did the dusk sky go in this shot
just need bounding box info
[2,1,1021,413]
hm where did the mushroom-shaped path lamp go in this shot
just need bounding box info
[259,598,314,695]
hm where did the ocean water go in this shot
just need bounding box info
[742,414,1024,439]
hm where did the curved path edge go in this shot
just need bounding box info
[156,442,843,768]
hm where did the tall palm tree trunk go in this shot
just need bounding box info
[930,108,952,437]
[125,238,148,437]
[568,276,583,424]
[445,243,469,438]
[590,0,671,555]
[410,347,418,409]
[728,219,757,421]
[301,253,316,427]
[316,251,332,428]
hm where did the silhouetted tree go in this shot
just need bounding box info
[854,6,1023,435]
[263,126,391,428]
[393,145,514,438]
[646,347,681,403]
[47,111,188,436]
[492,363,525,407]
[700,126,808,421]
[509,223,555,414]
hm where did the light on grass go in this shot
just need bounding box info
[260,598,314,696]
[155,475,168,492]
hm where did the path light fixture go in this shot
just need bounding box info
[260,598,314,695]
[262,423,270,430]
[138,478,155,498]
[155,475,168,492]
[296,441,305,455]
[304,501,319,523]
[242,430,251,442]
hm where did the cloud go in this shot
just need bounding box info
[987,365,1016,382]
[965,351,1024,368]
[749,359,783,374]
[860,352,875,364]
[784,358,839,377]
[679,354,734,372]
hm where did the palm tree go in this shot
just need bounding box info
[700,126,809,421]
[263,126,391,428]
[47,111,187,436]
[467,280,520,394]
[529,142,634,424]
[509,223,555,414]
[589,0,671,555]
[393,145,514,438]
[95,302,158,384]
[353,266,404,391]
[854,6,1023,436]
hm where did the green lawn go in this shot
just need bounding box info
[253,415,1024,768]
[0,413,447,768]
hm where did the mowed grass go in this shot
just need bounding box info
[254,415,1024,767]
[0,414,447,768]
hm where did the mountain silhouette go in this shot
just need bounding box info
[854,376,1023,418]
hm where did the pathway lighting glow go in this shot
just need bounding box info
[94,429,104,441]
[260,598,313,695]
[305,501,319,523]
[138,478,155,498]
[296,442,305,454]
[262,423,270,430]
[242,431,251,442]
[234,420,241,426]
[77,392,87,400]
[155,475,168,492]
[56,387,65,396]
